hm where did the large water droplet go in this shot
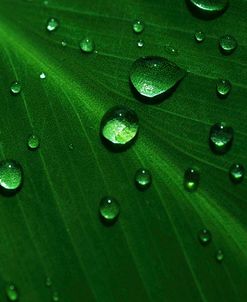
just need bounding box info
[133,20,145,34]
[46,18,59,32]
[100,106,139,151]
[216,249,224,263]
[229,163,245,184]
[0,160,23,194]
[198,229,212,246]
[216,79,231,98]
[27,134,40,150]
[130,56,186,103]
[6,284,19,301]
[10,81,21,95]
[219,35,238,55]
[209,122,233,154]
[186,0,229,19]
[184,168,200,192]
[99,197,120,223]
[194,31,205,43]
[80,38,95,53]
[135,168,152,190]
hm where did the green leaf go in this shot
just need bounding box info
[0,0,246,301]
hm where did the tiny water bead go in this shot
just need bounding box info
[99,197,120,223]
[40,72,46,79]
[61,41,67,47]
[219,35,238,55]
[216,79,231,98]
[45,277,52,287]
[80,38,95,53]
[186,0,229,19]
[216,249,224,263]
[229,163,245,184]
[46,18,59,32]
[100,106,139,150]
[133,20,145,34]
[27,134,40,150]
[194,31,205,43]
[130,56,186,102]
[135,168,152,190]
[209,122,233,154]
[6,284,19,301]
[184,168,200,192]
[137,39,144,48]
[0,160,23,193]
[198,229,212,246]
[10,81,21,95]
[52,291,59,301]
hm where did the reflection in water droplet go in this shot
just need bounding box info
[198,229,212,246]
[99,197,120,223]
[194,31,205,43]
[209,122,233,154]
[229,163,245,184]
[0,160,23,194]
[219,35,238,55]
[135,168,152,190]
[80,38,95,53]
[133,20,145,34]
[137,39,144,48]
[10,81,21,95]
[46,18,59,32]
[28,134,40,150]
[184,168,200,192]
[216,249,224,263]
[186,0,229,19]
[6,284,18,301]
[216,79,231,98]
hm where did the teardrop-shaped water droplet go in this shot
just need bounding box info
[184,168,200,192]
[45,277,52,287]
[52,291,59,301]
[194,31,205,43]
[216,249,224,263]
[99,197,120,223]
[135,168,152,190]
[100,106,139,151]
[46,18,59,32]
[137,39,144,48]
[80,38,95,53]
[0,160,23,194]
[10,81,21,95]
[186,0,229,19]
[130,56,186,103]
[219,35,238,55]
[133,20,145,34]
[6,284,19,301]
[216,79,231,98]
[229,163,245,184]
[209,122,233,154]
[27,134,40,150]
[198,229,212,246]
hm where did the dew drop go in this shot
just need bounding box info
[80,38,95,53]
[40,72,46,79]
[46,18,59,32]
[100,106,139,151]
[209,122,233,154]
[229,163,245,184]
[99,197,120,223]
[27,134,40,150]
[52,291,59,301]
[194,31,205,43]
[68,143,74,150]
[219,35,238,55]
[6,284,19,301]
[130,56,186,103]
[133,20,145,34]
[45,277,52,287]
[216,249,224,263]
[137,39,144,48]
[186,0,229,19]
[0,160,23,194]
[198,229,212,246]
[216,79,231,98]
[10,81,21,95]
[61,41,67,47]
[135,168,152,190]
[184,168,200,192]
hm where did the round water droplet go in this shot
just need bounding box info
[0,160,23,194]
[216,249,224,263]
[135,168,152,190]
[10,81,21,95]
[186,0,229,19]
[40,72,46,79]
[137,39,144,48]
[209,122,233,154]
[219,35,238,55]
[130,56,186,103]
[198,229,212,246]
[52,291,59,301]
[184,168,200,192]
[133,20,144,34]
[229,163,245,184]
[99,197,120,223]
[27,134,40,150]
[61,41,67,47]
[216,79,231,98]
[80,38,95,53]
[100,106,139,151]
[194,31,205,43]
[46,18,59,32]
[45,277,52,287]
[6,284,18,301]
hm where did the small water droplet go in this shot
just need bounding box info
[79,38,95,53]
[40,72,46,79]
[0,160,23,194]
[43,0,49,5]
[99,197,120,223]
[46,18,59,32]
[137,39,144,48]
[198,229,212,246]
[184,168,200,192]
[135,168,152,190]
[130,56,186,103]
[216,249,224,263]
[27,134,40,150]
[133,20,145,34]
[194,31,205,43]
[52,291,59,301]
[10,81,21,95]
[187,0,229,19]
[6,284,19,301]
[229,163,245,184]
[61,41,67,47]
[68,143,74,150]
[219,35,238,55]
[45,277,52,287]
[209,122,233,154]
[216,79,231,98]
[100,106,139,151]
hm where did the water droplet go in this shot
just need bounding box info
[99,197,120,223]
[219,35,238,55]
[43,0,49,5]
[184,168,200,192]
[27,134,40,150]
[130,56,186,103]
[45,277,52,287]
[198,229,212,246]
[135,168,152,190]
[46,18,59,32]
[137,39,144,48]
[194,31,205,43]
[61,41,67,47]
[10,81,21,95]
[229,163,245,184]
[133,20,144,34]
[79,38,95,53]
[52,291,59,301]
[0,160,23,194]
[216,249,224,263]
[216,79,231,98]
[209,122,233,154]
[68,143,74,150]
[40,72,46,80]
[100,106,139,151]
[186,0,229,19]
[6,284,19,301]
